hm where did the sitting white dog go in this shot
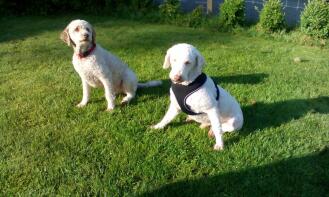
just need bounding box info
[60,19,161,111]
[152,43,243,150]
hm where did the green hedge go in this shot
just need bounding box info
[300,0,329,38]
[218,0,245,29]
[259,0,285,32]
[0,0,155,15]
[159,0,181,24]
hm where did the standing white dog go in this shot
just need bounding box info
[60,19,161,111]
[151,43,243,150]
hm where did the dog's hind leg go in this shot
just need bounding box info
[121,91,135,105]
[121,70,137,105]
[221,116,243,133]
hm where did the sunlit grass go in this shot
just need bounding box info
[1,16,328,196]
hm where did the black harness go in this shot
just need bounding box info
[171,73,220,115]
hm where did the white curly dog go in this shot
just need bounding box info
[152,43,243,150]
[60,19,161,111]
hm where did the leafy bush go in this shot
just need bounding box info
[219,0,245,29]
[300,0,329,38]
[0,0,155,16]
[259,0,285,32]
[159,0,181,24]
[187,6,205,28]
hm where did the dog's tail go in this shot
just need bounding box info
[137,80,162,88]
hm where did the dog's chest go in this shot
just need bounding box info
[73,56,104,87]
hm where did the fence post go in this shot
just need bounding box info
[207,0,213,14]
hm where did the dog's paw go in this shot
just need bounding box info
[76,102,87,108]
[200,123,210,129]
[213,144,224,151]
[120,100,129,106]
[208,129,215,138]
[106,106,115,112]
[106,103,115,112]
[185,117,193,123]
[150,124,163,130]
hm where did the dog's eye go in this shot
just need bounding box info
[185,61,191,65]
[86,28,90,32]
[74,27,80,32]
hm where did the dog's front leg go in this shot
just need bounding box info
[99,77,116,111]
[77,79,90,108]
[151,102,180,129]
[207,108,224,151]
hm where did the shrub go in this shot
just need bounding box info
[187,6,205,28]
[159,0,181,24]
[259,0,285,32]
[0,0,156,16]
[219,0,245,29]
[300,0,329,38]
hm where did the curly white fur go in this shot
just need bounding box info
[152,43,243,150]
[60,19,161,111]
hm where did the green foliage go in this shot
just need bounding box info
[0,0,155,16]
[159,3,205,28]
[300,0,329,38]
[159,0,181,24]
[259,0,285,32]
[219,0,245,29]
[187,6,205,28]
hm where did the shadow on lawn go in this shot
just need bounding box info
[0,16,109,43]
[212,73,269,85]
[241,96,329,134]
[0,16,232,47]
[1,16,239,60]
[140,149,329,196]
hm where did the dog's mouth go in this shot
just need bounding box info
[171,79,189,86]
[171,79,182,84]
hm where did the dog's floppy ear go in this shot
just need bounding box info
[92,27,96,45]
[163,48,172,69]
[194,48,205,68]
[60,26,72,47]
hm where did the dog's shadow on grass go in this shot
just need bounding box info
[235,96,329,141]
[139,149,329,196]
[167,96,329,140]
[212,73,269,85]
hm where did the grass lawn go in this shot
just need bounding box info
[1,16,329,196]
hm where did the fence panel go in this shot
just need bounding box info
[155,0,308,26]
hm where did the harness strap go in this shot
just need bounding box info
[213,79,220,101]
[171,73,220,115]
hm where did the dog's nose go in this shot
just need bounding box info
[83,34,89,38]
[173,75,182,82]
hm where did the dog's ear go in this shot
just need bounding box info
[163,48,172,69]
[92,27,96,45]
[194,48,205,68]
[60,26,72,46]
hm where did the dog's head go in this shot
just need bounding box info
[60,19,96,48]
[163,43,205,85]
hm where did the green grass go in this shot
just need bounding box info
[1,16,329,196]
